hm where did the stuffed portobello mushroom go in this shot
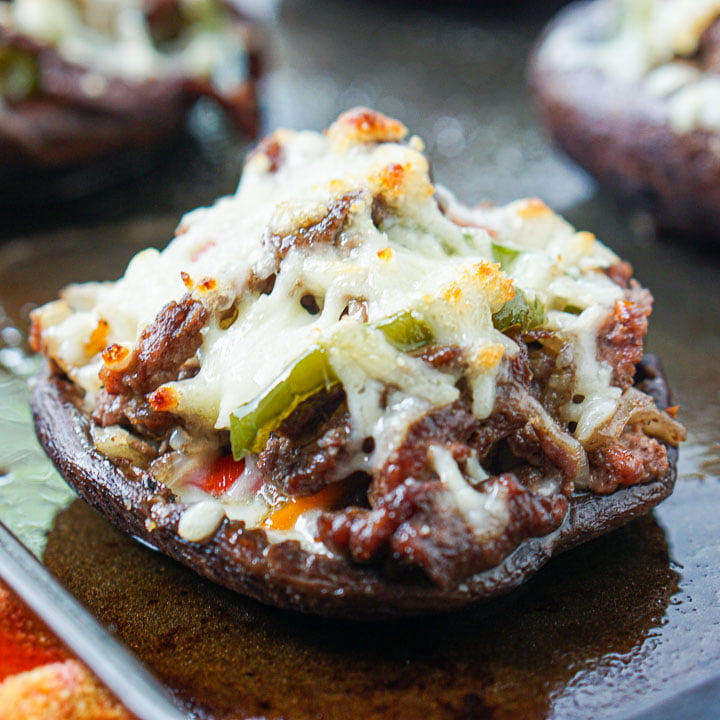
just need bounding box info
[0,0,259,181]
[532,0,720,237]
[30,108,685,618]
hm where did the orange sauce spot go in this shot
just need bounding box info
[263,483,345,532]
[147,387,178,412]
[83,319,109,357]
[470,261,515,305]
[334,107,407,142]
[327,108,408,148]
[517,198,550,219]
[180,271,193,289]
[377,247,393,261]
[101,344,130,369]
[614,299,633,322]
[252,136,284,172]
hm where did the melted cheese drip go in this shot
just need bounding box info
[35,111,631,547]
[538,0,720,132]
[429,445,508,537]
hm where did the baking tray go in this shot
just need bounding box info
[1,0,719,718]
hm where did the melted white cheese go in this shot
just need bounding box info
[429,445,508,537]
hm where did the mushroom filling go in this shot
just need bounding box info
[31,108,685,587]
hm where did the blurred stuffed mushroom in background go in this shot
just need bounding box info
[0,0,260,188]
[531,0,720,238]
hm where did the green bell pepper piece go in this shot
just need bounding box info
[374,309,433,352]
[230,310,433,459]
[231,345,339,459]
[492,289,545,333]
[490,242,521,269]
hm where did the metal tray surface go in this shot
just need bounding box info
[1,1,719,718]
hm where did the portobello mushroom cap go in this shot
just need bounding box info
[31,355,678,619]
[530,0,720,237]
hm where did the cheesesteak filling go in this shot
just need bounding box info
[539,0,720,134]
[31,108,685,588]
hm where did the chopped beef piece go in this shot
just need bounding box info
[250,135,285,172]
[526,341,557,393]
[264,192,361,266]
[410,344,466,372]
[256,387,355,496]
[92,389,180,436]
[94,296,206,440]
[596,283,652,390]
[376,350,531,499]
[588,424,669,494]
[374,400,480,499]
[524,335,577,424]
[318,473,567,588]
[100,296,207,396]
[606,261,634,288]
[145,0,184,44]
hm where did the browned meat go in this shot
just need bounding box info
[145,0,184,44]
[257,408,351,495]
[371,194,393,229]
[588,424,669,494]
[374,401,480,498]
[100,296,207,396]
[256,394,354,496]
[606,261,634,288]
[92,389,180,436]
[264,192,361,267]
[596,284,652,390]
[92,296,206,440]
[410,344,466,372]
[318,473,567,588]
[249,136,285,173]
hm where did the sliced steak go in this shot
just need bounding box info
[588,424,669,494]
[256,388,355,496]
[319,472,567,588]
[100,296,207,396]
[264,192,361,268]
[597,284,652,390]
